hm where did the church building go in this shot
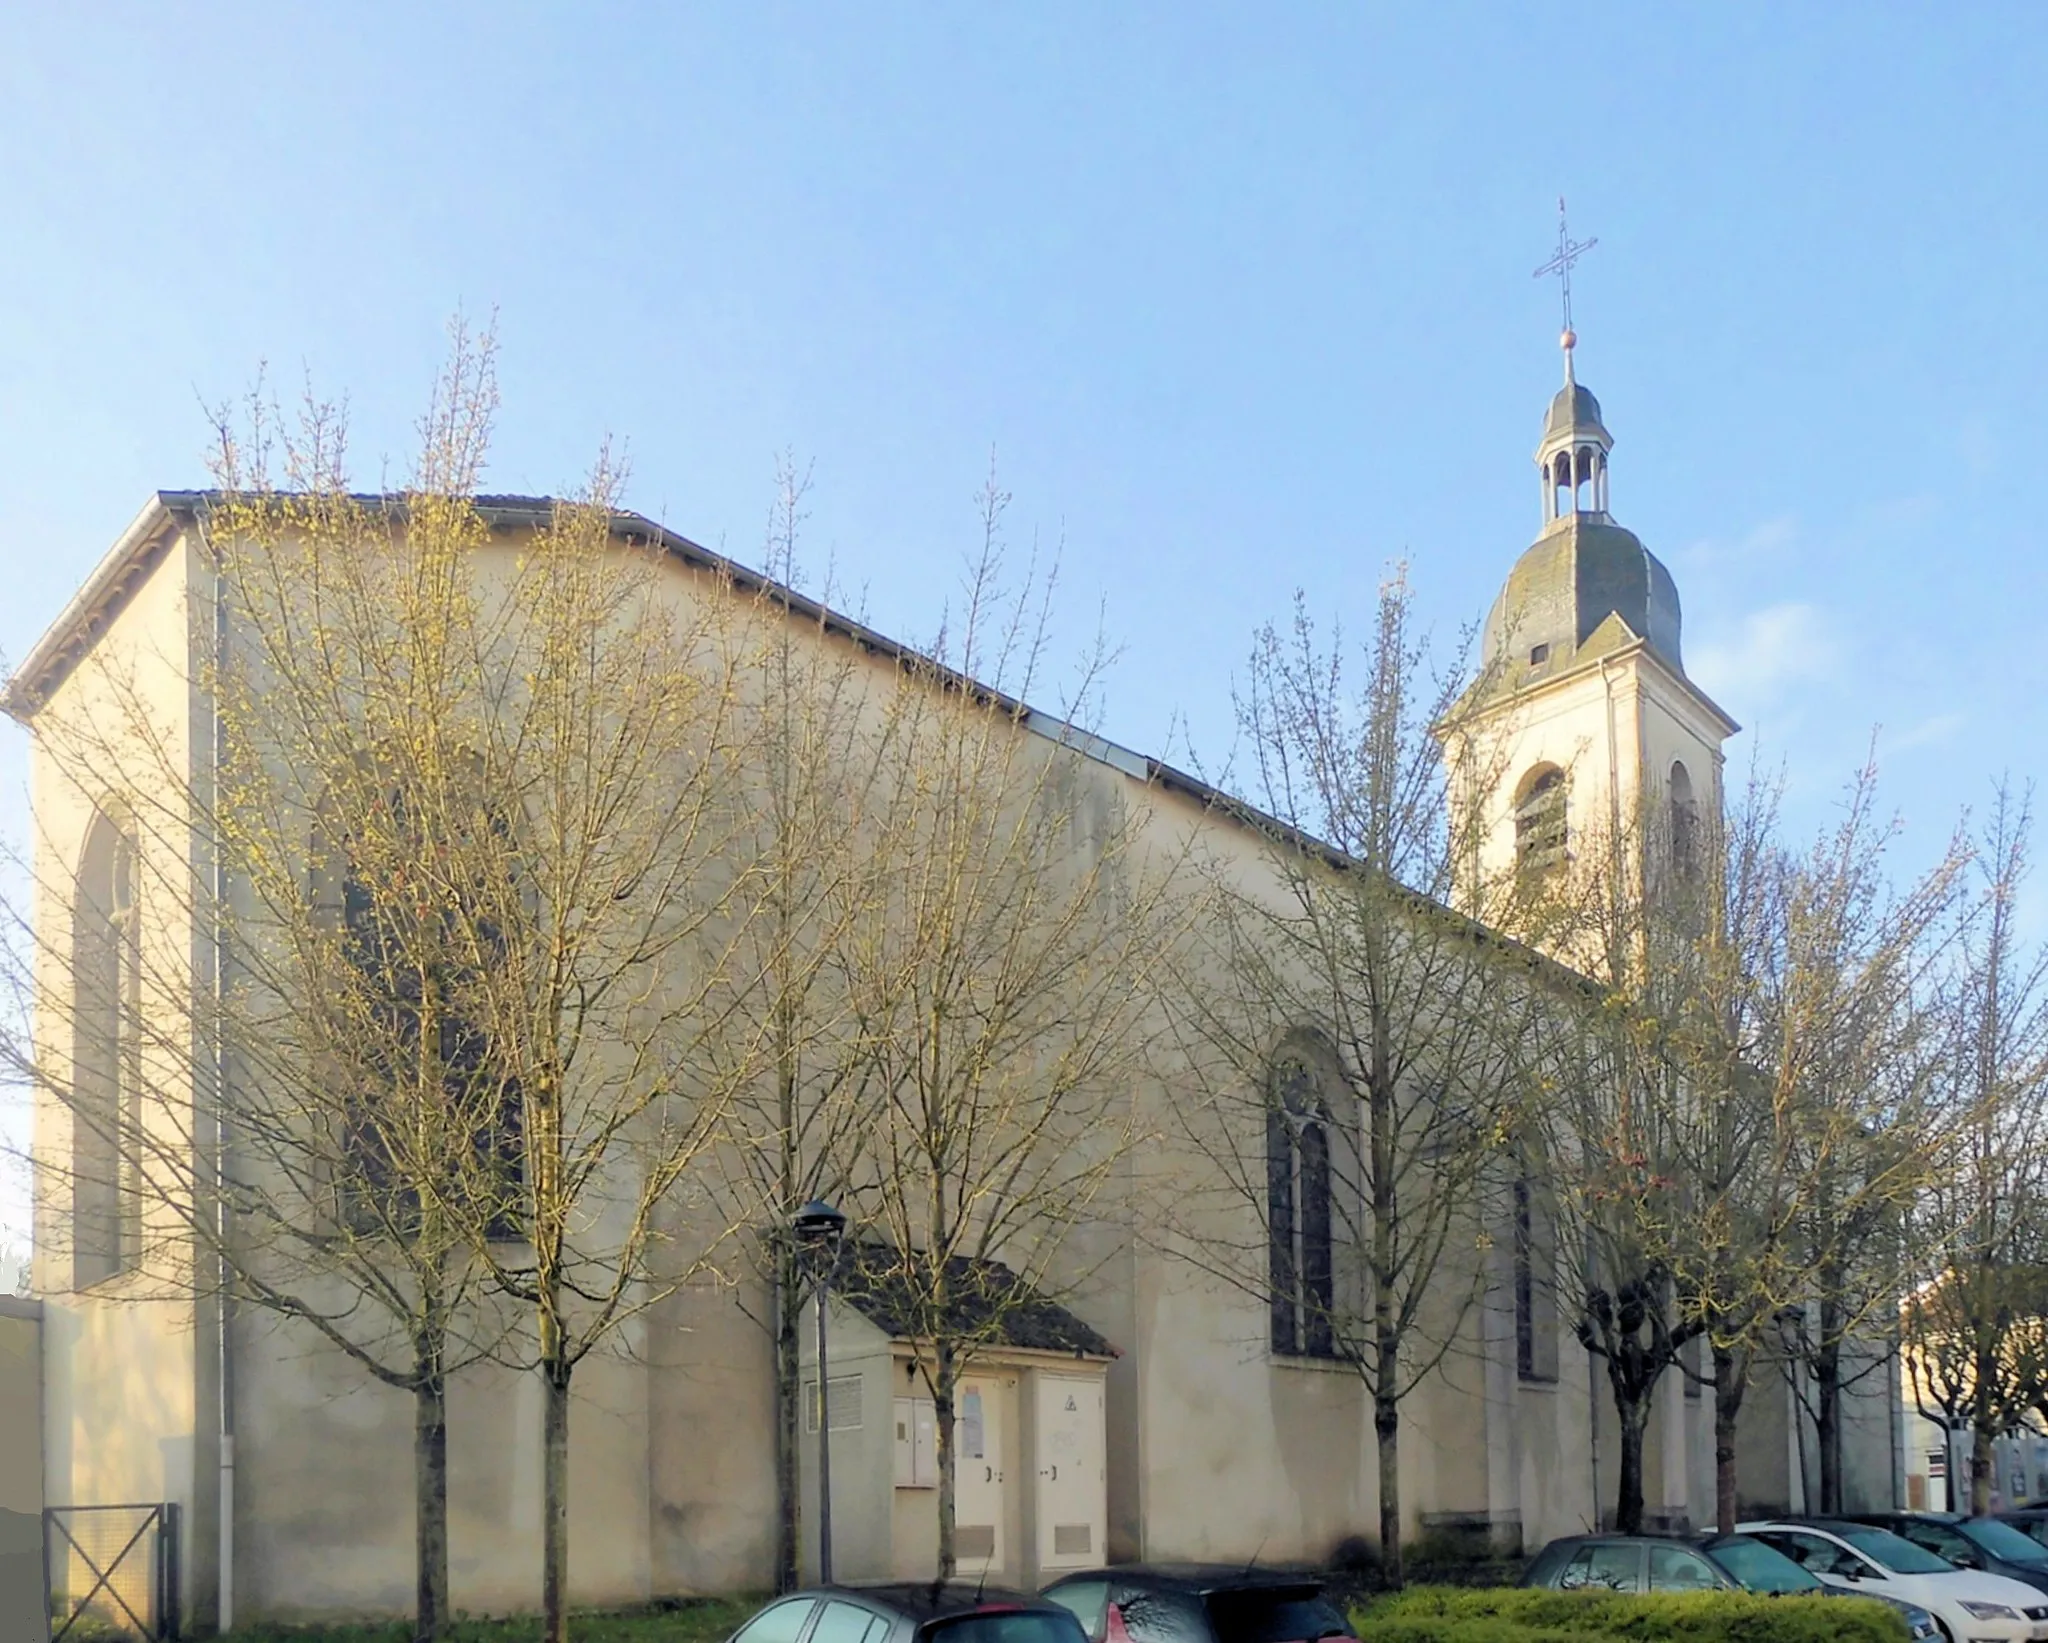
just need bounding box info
[6,335,1903,1632]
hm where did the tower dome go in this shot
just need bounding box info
[1475,340,1686,697]
[1544,380,1608,446]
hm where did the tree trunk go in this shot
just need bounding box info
[1614,1398,1650,1534]
[542,1340,572,1643]
[934,1342,959,1580]
[1712,1342,1747,1534]
[1375,1389,1402,1589]
[414,1368,450,1643]
[1369,1025,1401,1586]
[774,1242,802,1593]
[1815,1332,1843,1514]
[1973,1404,1997,1516]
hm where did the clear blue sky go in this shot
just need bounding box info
[3,4,2045,1233]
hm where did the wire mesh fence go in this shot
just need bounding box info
[44,1503,177,1641]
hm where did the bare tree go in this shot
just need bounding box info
[1,344,540,1641]
[5,327,774,1643]
[1906,782,2048,1515]
[1535,753,1957,1532]
[1163,573,1543,1585]
[1758,762,1959,1516]
[828,474,1194,1578]
[701,458,903,1591]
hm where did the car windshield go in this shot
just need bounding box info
[1966,1519,2048,1565]
[1203,1591,1353,1643]
[1705,1536,1824,1593]
[924,1612,1091,1643]
[1838,1527,1956,1574]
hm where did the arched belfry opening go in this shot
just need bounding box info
[1668,760,1699,878]
[1514,764,1568,877]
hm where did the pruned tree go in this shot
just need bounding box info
[1643,771,1789,1536]
[701,458,904,1592]
[1162,572,1543,1585]
[1515,769,1741,1537]
[829,474,1194,1579]
[1536,752,1957,1532]
[1756,759,1960,1516]
[1,342,540,1642]
[4,326,771,1643]
[1537,964,1708,1536]
[1906,781,2048,1515]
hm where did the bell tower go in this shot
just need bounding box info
[1436,321,1738,946]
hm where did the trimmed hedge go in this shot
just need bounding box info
[1354,1586,1910,1643]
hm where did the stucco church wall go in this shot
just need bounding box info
[647,1270,777,1593]
[1134,1256,1374,1564]
[1116,790,1638,1563]
[29,527,217,1625]
[230,1300,653,1620]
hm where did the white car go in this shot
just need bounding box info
[1740,1519,2048,1643]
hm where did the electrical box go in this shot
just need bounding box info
[893,1395,938,1488]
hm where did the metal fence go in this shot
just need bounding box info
[44,1503,178,1641]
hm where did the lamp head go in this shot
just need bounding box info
[793,1199,848,1246]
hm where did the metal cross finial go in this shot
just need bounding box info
[1533,195,1597,337]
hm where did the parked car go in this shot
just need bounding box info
[724,1583,1092,1643]
[1520,1530,1939,1636]
[1740,1518,2048,1643]
[1848,1515,2048,1597]
[1526,1532,1806,1594]
[2001,1512,2048,1554]
[1041,1565,1357,1643]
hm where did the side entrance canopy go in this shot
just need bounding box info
[794,1245,1116,1589]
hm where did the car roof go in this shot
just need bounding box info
[1850,1512,1964,1525]
[1046,1565,1328,1596]
[1745,1518,1869,1536]
[808,1583,1051,1620]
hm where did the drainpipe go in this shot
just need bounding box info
[210,540,235,1635]
[1586,1229,1601,1527]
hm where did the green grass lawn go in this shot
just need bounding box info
[219,1594,759,1643]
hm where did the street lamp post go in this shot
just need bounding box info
[793,1199,848,1583]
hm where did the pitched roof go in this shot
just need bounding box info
[828,1241,1117,1359]
[2,488,1599,1007]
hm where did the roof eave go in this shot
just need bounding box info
[2,492,194,722]
[1444,634,1740,741]
[884,1336,1119,1365]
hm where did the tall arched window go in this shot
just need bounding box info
[1268,1044,1335,1358]
[1513,1168,1559,1383]
[1668,761,1698,879]
[72,813,141,1287]
[318,773,524,1240]
[1515,765,1568,877]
